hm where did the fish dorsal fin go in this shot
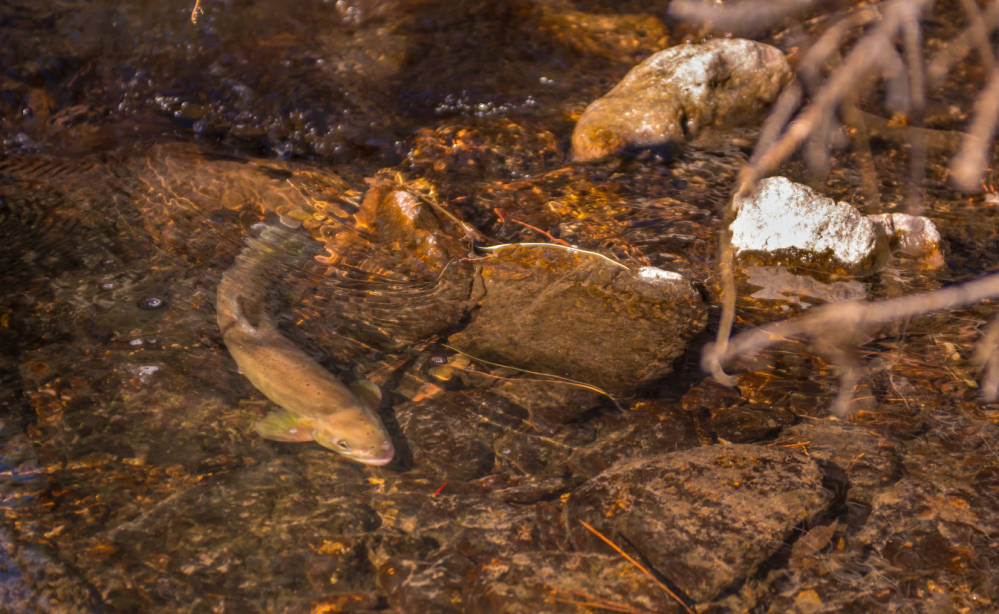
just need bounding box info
[253,411,316,442]
[349,380,382,411]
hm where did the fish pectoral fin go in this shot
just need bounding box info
[349,379,383,411]
[253,411,317,442]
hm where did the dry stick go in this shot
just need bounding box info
[816,338,866,418]
[739,0,935,194]
[950,64,999,191]
[703,272,999,408]
[714,0,934,376]
[973,314,999,400]
[880,45,910,113]
[955,0,997,74]
[754,6,877,185]
[901,8,927,214]
[928,1,999,85]
[755,83,804,165]
[578,520,695,614]
[749,6,880,177]
[712,214,738,387]
[668,0,821,34]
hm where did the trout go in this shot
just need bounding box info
[217,218,394,465]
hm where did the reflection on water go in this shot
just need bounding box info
[1,0,998,611]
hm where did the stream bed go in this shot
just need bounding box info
[1,1,998,612]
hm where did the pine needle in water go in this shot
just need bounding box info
[578,520,694,614]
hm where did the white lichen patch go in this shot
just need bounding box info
[637,266,684,284]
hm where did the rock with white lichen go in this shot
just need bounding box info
[572,38,791,161]
[730,176,945,270]
[731,176,879,267]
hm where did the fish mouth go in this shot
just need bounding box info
[353,444,395,466]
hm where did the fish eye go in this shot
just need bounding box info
[336,440,351,451]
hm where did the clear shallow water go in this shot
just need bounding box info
[1,1,998,612]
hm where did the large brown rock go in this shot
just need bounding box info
[448,243,707,396]
[572,38,790,161]
[568,444,832,602]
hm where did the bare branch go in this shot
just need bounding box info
[973,314,999,401]
[950,65,999,191]
[739,0,936,195]
[703,273,999,414]
[668,0,821,35]
[957,0,997,73]
[929,0,999,84]
[900,5,927,213]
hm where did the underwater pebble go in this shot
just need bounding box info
[572,38,790,161]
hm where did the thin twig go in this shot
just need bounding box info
[551,592,659,614]
[929,0,999,84]
[973,313,999,400]
[668,0,821,35]
[950,64,999,191]
[441,343,623,409]
[703,273,999,412]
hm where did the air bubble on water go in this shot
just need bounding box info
[138,297,165,309]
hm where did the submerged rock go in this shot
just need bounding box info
[855,440,999,612]
[778,421,903,504]
[447,243,707,397]
[572,38,790,161]
[568,443,831,602]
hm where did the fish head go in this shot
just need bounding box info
[312,410,395,465]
